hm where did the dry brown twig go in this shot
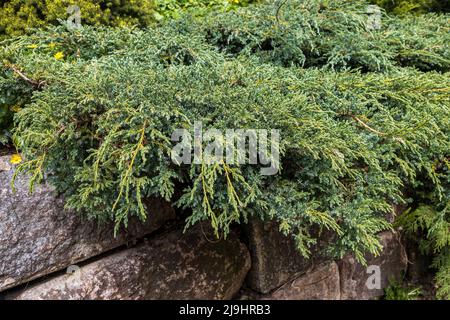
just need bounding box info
[350,115,405,144]
[4,63,46,89]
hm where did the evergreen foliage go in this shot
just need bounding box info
[0,0,155,39]
[371,0,450,14]
[0,0,449,296]
[0,0,255,40]
[384,280,422,300]
[397,204,450,299]
[153,0,256,20]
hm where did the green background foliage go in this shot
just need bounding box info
[153,0,256,20]
[0,0,256,40]
[0,0,155,39]
[371,0,450,14]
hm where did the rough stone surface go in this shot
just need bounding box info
[0,155,176,292]
[6,225,251,300]
[245,218,326,294]
[337,231,408,300]
[405,237,432,283]
[264,261,341,300]
[0,155,12,171]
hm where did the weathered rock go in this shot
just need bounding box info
[0,155,176,292]
[264,261,341,300]
[337,231,408,300]
[0,155,12,171]
[7,225,251,300]
[245,218,326,294]
[405,239,431,283]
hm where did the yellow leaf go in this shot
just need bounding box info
[10,154,22,165]
[10,105,22,112]
[54,52,65,60]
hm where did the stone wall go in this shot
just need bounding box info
[6,225,251,300]
[0,155,175,292]
[0,154,409,300]
[243,219,408,300]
